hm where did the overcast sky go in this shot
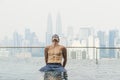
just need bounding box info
[0,0,120,41]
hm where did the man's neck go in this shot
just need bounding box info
[52,43,59,47]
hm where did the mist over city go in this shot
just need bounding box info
[0,0,120,80]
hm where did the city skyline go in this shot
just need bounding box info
[0,27,120,58]
[0,26,120,46]
[1,1,120,80]
[0,0,120,41]
[0,21,120,58]
[0,14,120,42]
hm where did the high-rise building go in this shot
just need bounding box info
[95,37,100,59]
[79,27,93,41]
[46,13,53,45]
[67,26,74,46]
[88,35,95,59]
[115,31,120,58]
[70,39,81,59]
[24,28,37,55]
[31,32,41,57]
[97,31,107,58]
[13,31,23,46]
[25,28,35,46]
[13,31,23,55]
[70,39,88,59]
[25,28,31,40]
[56,13,62,36]
[109,30,118,58]
[78,27,94,59]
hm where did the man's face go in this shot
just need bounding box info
[52,34,59,44]
[52,38,59,43]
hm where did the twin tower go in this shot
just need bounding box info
[46,13,63,45]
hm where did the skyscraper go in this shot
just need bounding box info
[13,31,22,46]
[115,32,120,58]
[25,28,31,40]
[109,30,118,58]
[13,31,23,55]
[67,26,74,38]
[97,31,107,58]
[25,28,32,46]
[67,26,74,46]
[78,27,94,59]
[46,13,53,45]
[56,13,62,36]
[88,35,94,59]
[79,27,93,41]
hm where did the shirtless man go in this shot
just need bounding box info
[40,34,67,80]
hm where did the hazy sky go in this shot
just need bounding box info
[0,0,120,41]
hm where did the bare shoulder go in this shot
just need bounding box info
[59,45,66,49]
[45,45,51,49]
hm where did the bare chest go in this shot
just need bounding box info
[48,47,62,55]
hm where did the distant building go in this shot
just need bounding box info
[95,37,100,59]
[115,32,120,59]
[56,13,62,36]
[46,13,53,45]
[88,35,95,59]
[31,33,41,57]
[115,38,120,59]
[109,30,118,58]
[97,31,107,58]
[79,27,93,41]
[70,39,81,59]
[67,26,74,46]
[69,39,88,59]
[13,31,23,56]
[13,31,23,46]
[25,28,36,46]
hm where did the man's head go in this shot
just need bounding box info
[52,34,60,42]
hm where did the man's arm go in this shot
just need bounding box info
[44,47,48,64]
[62,47,67,67]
